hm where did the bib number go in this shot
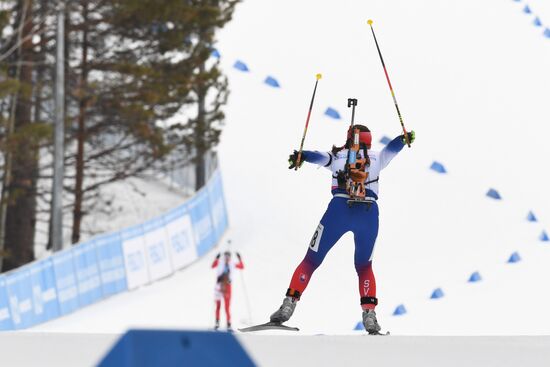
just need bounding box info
[309,223,324,252]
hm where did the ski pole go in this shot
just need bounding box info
[367,19,410,147]
[296,73,322,170]
[239,269,253,325]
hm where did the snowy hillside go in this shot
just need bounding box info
[32,0,550,335]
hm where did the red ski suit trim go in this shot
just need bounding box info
[211,258,244,269]
[289,260,376,308]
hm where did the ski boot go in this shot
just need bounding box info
[214,319,220,331]
[270,296,298,323]
[362,309,382,335]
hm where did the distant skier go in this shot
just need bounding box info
[270,125,415,334]
[212,251,244,331]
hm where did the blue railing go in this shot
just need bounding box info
[0,169,228,331]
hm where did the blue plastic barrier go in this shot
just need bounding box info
[99,329,256,367]
[430,161,447,174]
[264,76,280,88]
[324,107,341,120]
[540,231,549,242]
[233,60,249,72]
[73,240,103,307]
[52,250,80,316]
[188,190,217,257]
[211,49,221,59]
[1,168,228,331]
[5,267,35,329]
[533,17,542,27]
[486,188,502,200]
[430,288,445,299]
[95,232,127,297]
[0,276,13,330]
[29,259,59,324]
[523,5,532,14]
[207,171,229,241]
[544,28,550,38]
[354,321,363,331]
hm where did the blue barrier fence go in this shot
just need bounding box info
[0,169,228,331]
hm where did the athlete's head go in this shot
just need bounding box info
[347,124,372,148]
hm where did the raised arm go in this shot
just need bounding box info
[235,252,244,269]
[379,131,415,170]
[288,150,332,170]
[211,253,220,268]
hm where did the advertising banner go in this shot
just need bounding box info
[0,168,228,331]
[142,217,173,281]
[29,258,59,324]
[95,232,127,297]
[73,240,103,307]
[163,204,197,270]
[188,190,216,257]
[5,267,35,329]
[121,224,150,290]
[52,250,80,315]
[0,275,13,331]
[207,171,229,240]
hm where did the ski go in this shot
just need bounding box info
[368,331,390,336]
[238,322,300,333]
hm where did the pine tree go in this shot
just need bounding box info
[170,0,239,190]
[64,0,239,243]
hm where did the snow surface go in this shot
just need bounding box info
[2,332,550,367]
[30,0,550,337]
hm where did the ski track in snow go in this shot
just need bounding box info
[29,0,550,336]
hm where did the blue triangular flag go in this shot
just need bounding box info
[540,231,549,242]
[393,304,407,316]
[430,288,445,299]
[233,60,249,72]
[379,136,391,145]
[544,28,550,38]
[264,76,280,88]
[354,321,363,330]
[486,188,502,200]
[507,251,521,263]
[211,49,221,58]
[523,5,532,14]
[430,161,447,174]
[533,17,543,27]
[324,107,341,120]
[468,271,482,282]
[527,211,537,222]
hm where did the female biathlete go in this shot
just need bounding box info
[212,251,244,331]
[270,125,415,334]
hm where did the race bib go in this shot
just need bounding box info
[309,223,324,252]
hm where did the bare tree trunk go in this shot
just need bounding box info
[2,0,37,271]
[71,1,89,244]
[194,63,206,191]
